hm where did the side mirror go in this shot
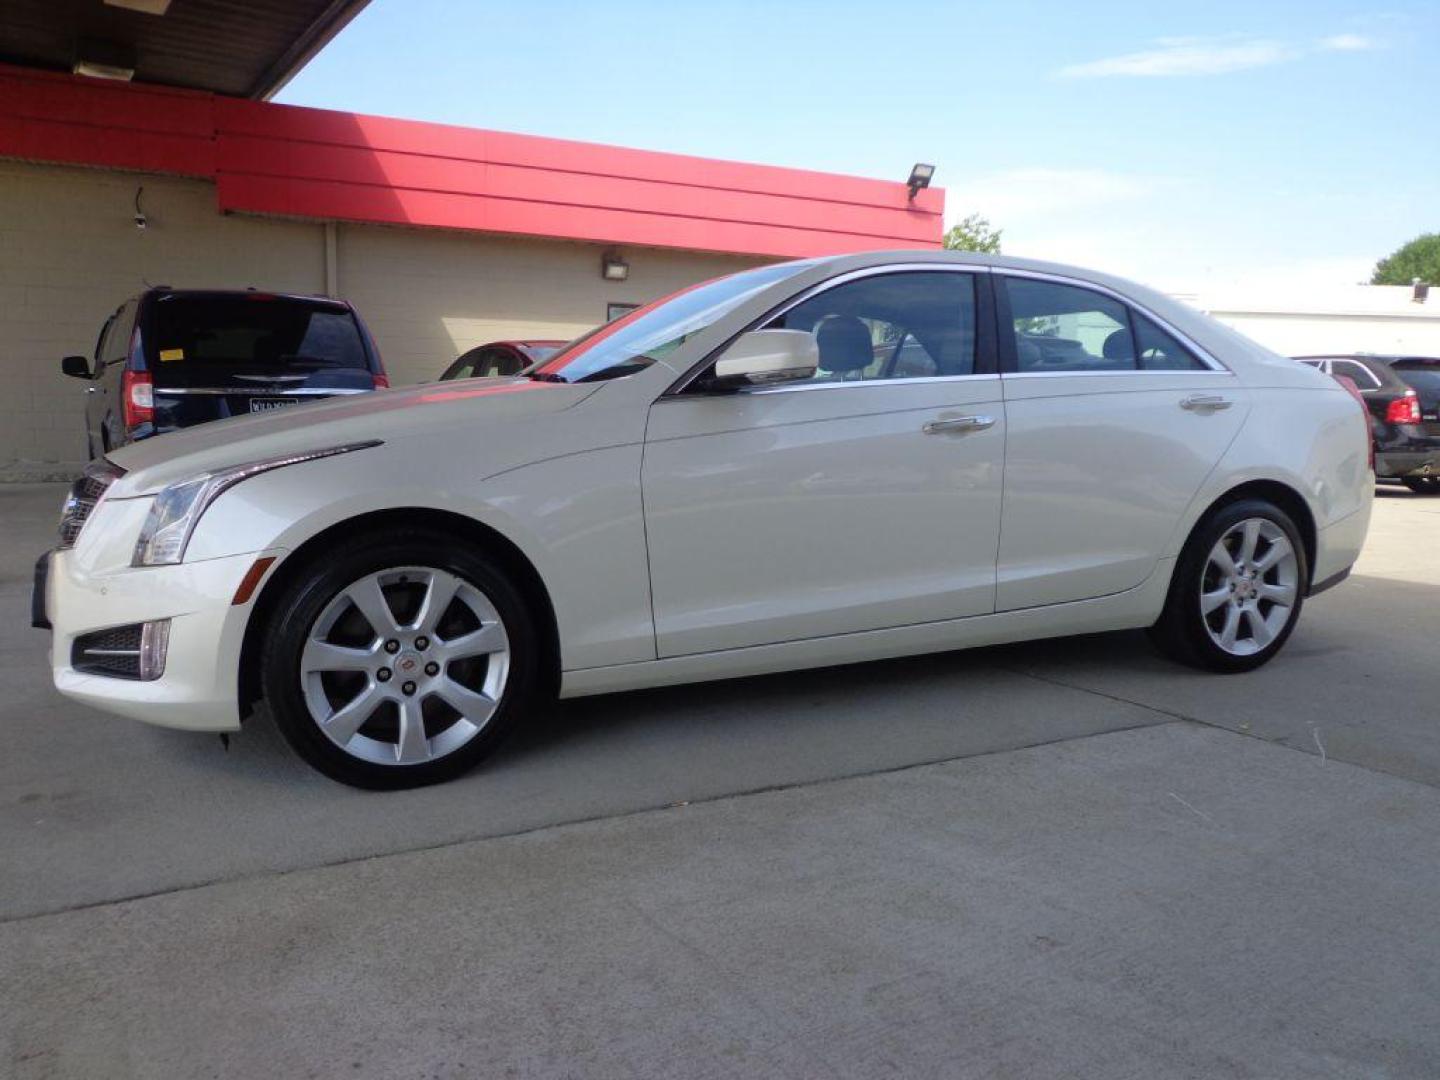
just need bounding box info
[710,330,818,389]
[61,356,93,379]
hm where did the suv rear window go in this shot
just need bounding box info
[148,295,371,374]
[1390,359,1440,393]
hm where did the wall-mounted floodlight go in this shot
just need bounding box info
[907,163,935,200]
[602,251,629,282]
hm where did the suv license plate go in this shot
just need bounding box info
[249,397,300,413]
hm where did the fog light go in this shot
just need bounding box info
[139,620,170,681]
[71,618,170,681]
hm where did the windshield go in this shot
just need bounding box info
[530,261,814,383]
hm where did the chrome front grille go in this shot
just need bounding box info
[58,459,125,549]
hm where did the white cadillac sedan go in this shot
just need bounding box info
[37,252,1373,788]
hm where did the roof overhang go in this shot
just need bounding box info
[0,0,371,99]
[0,63,945,259]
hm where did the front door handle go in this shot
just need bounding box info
[923,415,995,435]
[1180,394,1232,411]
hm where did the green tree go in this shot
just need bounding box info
[943,213,1002,254]
[1371,232,1440,285]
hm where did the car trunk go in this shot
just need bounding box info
[146,294,377,431]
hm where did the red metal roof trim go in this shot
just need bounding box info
[0,64,944,258]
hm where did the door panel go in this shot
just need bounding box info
[644,379,1005,656]
[997,373,1249,609]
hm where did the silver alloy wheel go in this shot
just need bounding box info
[1199,518,1299,657]
[300,566,511,766]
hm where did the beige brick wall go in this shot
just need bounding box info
[0,159,766,475]
[335,223,764,386]
[0,162,327,472]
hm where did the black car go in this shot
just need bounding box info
[1296,354,1440,494]
[438,340,565,381]
[62,289,388,456]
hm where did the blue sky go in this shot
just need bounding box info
[277,1,1436,291]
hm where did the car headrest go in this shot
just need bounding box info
[815,316,874,374]
[1102,329,1135,364]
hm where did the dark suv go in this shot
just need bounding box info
[62,289,388,456]
[1296,354,1440,494]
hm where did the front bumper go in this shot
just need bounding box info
[42,545,279,732]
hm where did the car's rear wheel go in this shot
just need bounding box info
[1401,476,1440,495]
[260,529,538,789]
[1150,498,1307,673]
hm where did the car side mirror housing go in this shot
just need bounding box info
[709,330,818,390]
[61,355,93,379]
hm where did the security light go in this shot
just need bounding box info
[601,252,629,282]
[906,163,936,200]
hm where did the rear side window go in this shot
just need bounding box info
[1134,313,1206,371]
[1329,359,1381,390]
[1003,279,1134,372]
[149,296,371,373]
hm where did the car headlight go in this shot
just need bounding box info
[132,441,381,567]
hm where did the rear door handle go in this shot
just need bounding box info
[923,415,995,435]
[1180,394,1232,411]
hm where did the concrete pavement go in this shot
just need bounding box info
[3,483,1439,1077]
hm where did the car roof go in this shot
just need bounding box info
[141,288,353,310]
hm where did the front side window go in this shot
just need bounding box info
[763,271,978,384]
[531,261,813,384]
[1004,278,1135,372]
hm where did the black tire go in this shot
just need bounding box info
[260,528,540,789]
[1149,498,1308,673]
[1401,476,1440,495]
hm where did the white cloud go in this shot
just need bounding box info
[951,168,1155,223]
[1058,32,1381,79]
[1318,33,1376,52]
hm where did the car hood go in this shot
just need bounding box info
[107,377,601,496]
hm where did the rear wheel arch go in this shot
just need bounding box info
[1186,479,1317,591]
[238,508,561,720]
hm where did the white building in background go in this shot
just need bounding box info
[1174,284,1440,357]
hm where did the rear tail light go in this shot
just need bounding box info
[1384,391,1421,425]
[121,369,154,428]
[372,372,390,389]
[1332,375,1374,472]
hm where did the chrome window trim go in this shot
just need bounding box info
[997,267,1231,375]
[153,387,372,396]
[665,262,993,397]
[736,372,1001,397]
[1004,368,1235,379]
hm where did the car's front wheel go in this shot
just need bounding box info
[1150,498,1308,672]
[1402,476,1440,495]
[260,529,539,788]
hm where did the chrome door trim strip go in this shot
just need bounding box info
[153,387,372,396]
[996,267,1231,374]
[731,372,1002,398]
[1003,369,1235,379]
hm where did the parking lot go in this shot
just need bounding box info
[4,483,1439,1077]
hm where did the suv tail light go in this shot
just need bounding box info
[1331,374,1374,472]
[121,369,154,429]
[1384,391,1421,425]
[372,372,390,389]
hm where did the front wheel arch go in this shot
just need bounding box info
[238,508,561,721]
